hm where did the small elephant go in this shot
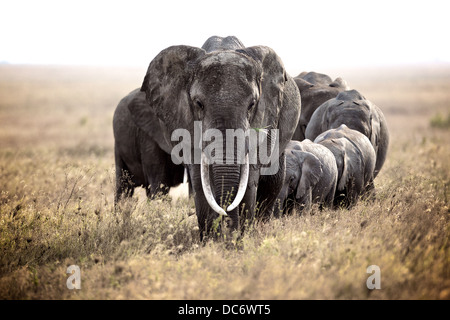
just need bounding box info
[314,124,376,207]
[305,89,389,178]
[113,88,187,203]
[130,36,301,239]
[275,139,338,215]
[292,71,349,141]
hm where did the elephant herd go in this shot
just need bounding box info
[277,85,389,214]
[112,36,389,240]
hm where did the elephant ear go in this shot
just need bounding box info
[329,139,350,192]
[294,151,323,200]
[132,45,206,136]
[294,77,314,92]
[368,101,381,152]
[237,46,287,130]
[126,90,173,153]
[336,138,363,191]
[237,46,300,172]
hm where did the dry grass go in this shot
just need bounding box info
[0,64,449,300]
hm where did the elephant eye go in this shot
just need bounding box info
[248,99,256,111]
[195,99,204,110]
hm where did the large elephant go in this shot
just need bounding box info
[314,124,376,207]
[113,88,186,202]
[292,71,349,141]
[275,139,338,216]
[129,36,301,239]
[113,36,245,202]
[305,89,389,178]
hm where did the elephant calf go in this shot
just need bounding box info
[305,89,389,178]
[113,88,186,203]
[275,139,338,215]
[292,71,349,141]
[314,124,376,208]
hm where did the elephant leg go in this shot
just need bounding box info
[256,153,286,219]
[334,188,348,208]
[302,188,313,213]
[143,169,168,199]
[284,196,295,215]
[114,145,135,204]
[272,183,289,218]
[168,157,185,187]
[272,196,283,218]
[345,177,361,208]
[324,189,335,210]
[362,179,376,202]
[141,140,176,199]
[237,167,259,233]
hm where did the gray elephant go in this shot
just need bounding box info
[113,88,187,202]
[113,36,245,202]
[128,36,301,239]
[275,139,338,216]
[314,124,376,207]
[292,71,349,141]
[305,89,389,178]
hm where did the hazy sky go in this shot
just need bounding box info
[1,0,449,74]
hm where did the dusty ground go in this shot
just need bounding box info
[0,63,448,299]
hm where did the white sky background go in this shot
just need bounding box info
[1,0,450,74]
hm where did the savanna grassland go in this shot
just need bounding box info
[0,63,448,300]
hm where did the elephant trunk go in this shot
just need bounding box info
[212,161,240,228]
[200,153,249,229]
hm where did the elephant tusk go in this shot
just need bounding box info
[200,152,228,216]
[183,167,188,184]
[226,154,249,212]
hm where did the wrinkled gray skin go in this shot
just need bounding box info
[314,124,376,207]
[112,36,245,202]
[201,35,245,52]
[130,36,301,240]
[275,139,338,216]
[292,72,349,141]
[113,88,187,202]
[305,89,389,178]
